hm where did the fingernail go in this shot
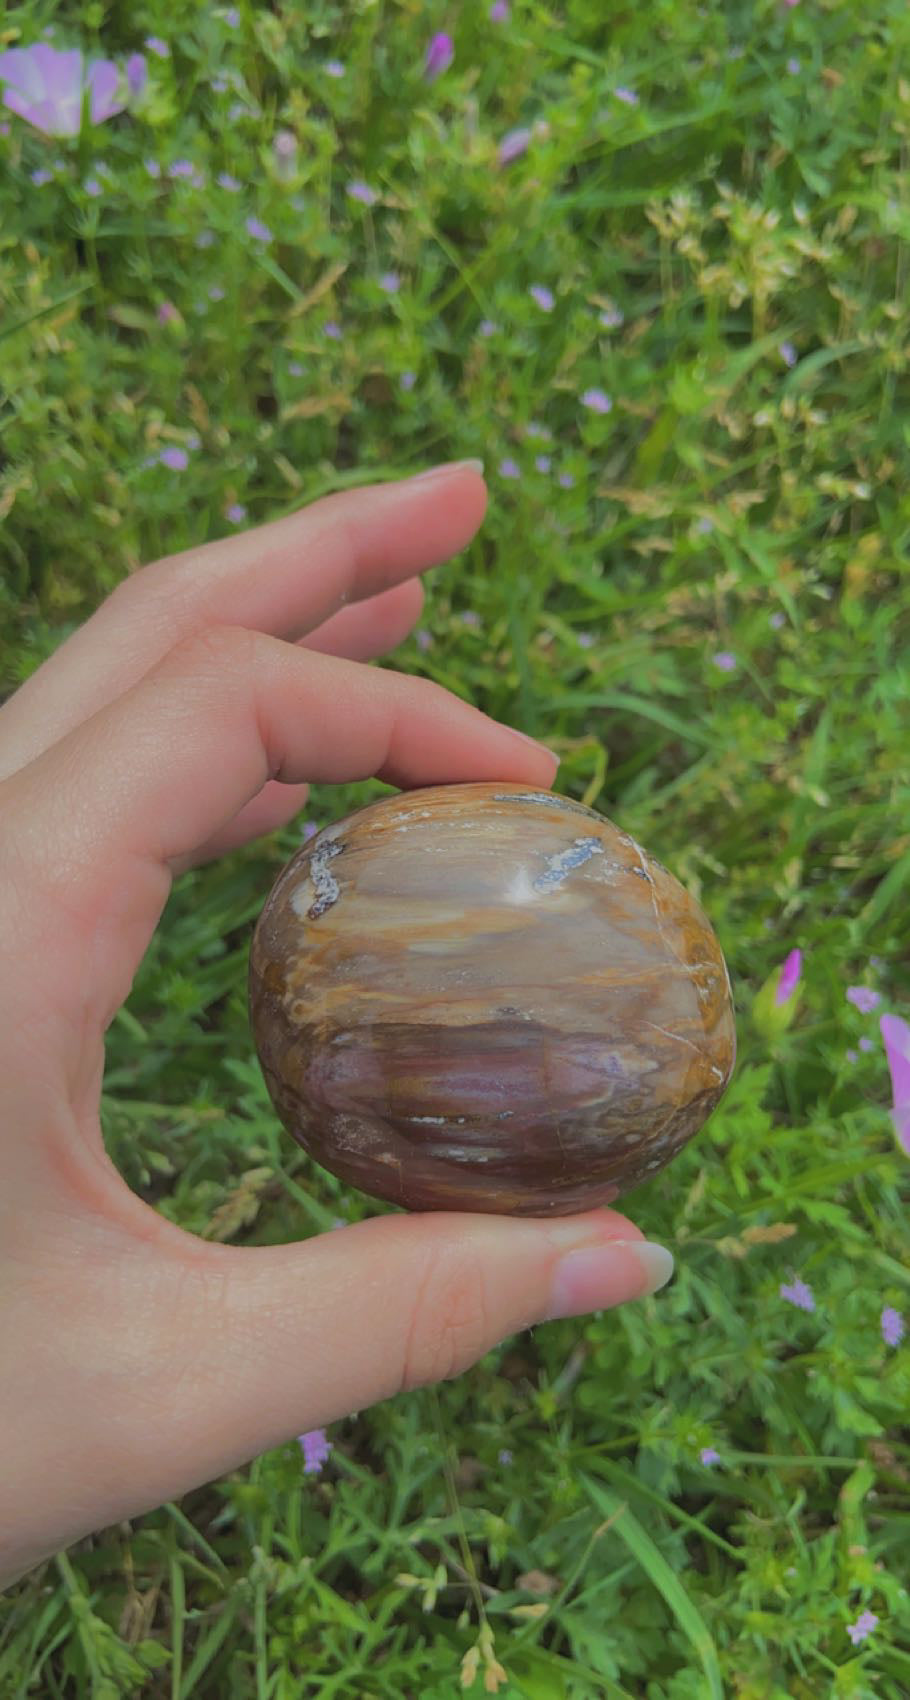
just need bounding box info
[546,1240,674,1320]
[409,458,485,481]
[506,726,560,765]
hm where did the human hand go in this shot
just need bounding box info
[0,461,673,1588]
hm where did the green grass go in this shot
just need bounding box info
[2,0,909,1694]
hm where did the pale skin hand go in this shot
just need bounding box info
[0,462,673,1590]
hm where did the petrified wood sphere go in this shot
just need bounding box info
[249,784,735,1216]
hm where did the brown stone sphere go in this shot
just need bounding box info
[248,783,736,1216]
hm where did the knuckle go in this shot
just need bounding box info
[164,620,261,678]
[400,1246,492,1393]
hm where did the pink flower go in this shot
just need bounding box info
[582,387,612,414]
[425,32,454,81]
[530,284,554,311]
[881,1013,910,1156]
[0,43,145,136]
[775,947,802,1007]
[881,1306,904,1347]
[498,126,532,165]
[157,301,179,323]
[847,986,881,1014]
[780,1278,815,1313]
[298,1428,332,1474]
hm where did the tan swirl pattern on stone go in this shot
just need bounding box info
[249,783,736,1215]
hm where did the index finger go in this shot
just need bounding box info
[0,463,486,780]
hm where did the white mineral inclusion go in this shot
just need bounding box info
[534,836,604,894]
[290,838,343,919]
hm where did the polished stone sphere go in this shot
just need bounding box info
[249,783,736,1216]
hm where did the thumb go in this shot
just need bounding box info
[4,1205,672,1580]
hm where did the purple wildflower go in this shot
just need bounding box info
[298,1428,332,1474]
[787,57,801,75]
[846,1611,878,1646]
[159,446,189,471]
[859,1036,874,1053]
[775,947,802,1007]
[169,159,196,179]
[196,230,215,249]
[499,457,521,479]
[157,301,179,323]
[226,503,247,524]
[145,36,170,59]
[224,6,241,25]
[846,1048,859,1063]
[289,360,304,376]
[217,171,241,191]
[425,32,454,81]
[578,632,595,648]
[770,610,786,629]
[246,214,272,242]
[615,86,639,106]
[498,126,532,165]
[530,284,554,311]
[379,270,401,293]
[780,1278,815,1313]
[415,629,433,653]
[127,54,148,97]
[535,454,552,473]
[274,128,296,157]
[0,44,144,136]
[780,340,797,367]
[84,176,102,196]
[695,516,714,534]
[712,651,737,672]
[491,1,510,19]
[882,1306,904,1347]
[479,318,497,337]
[347,179,377,206]
[31,167,52,185]
[303,822,320,842]
[847,986,881,1014]
[881,1013,910,1155]
[145,158,162,179]
[700,1447,721,1466]
[325,59,345,78]
[208,284,226,301]
[524,421,549,439]
[599,306,624,328]
[323,320,342,339]
[460,610,481,629]
[400,371,416,391]
[558,471,575,488]
[498,1446,513,1463]
[582,387,612,414]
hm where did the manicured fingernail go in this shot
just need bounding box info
[409,458,485,481]
[546,1240,674,1320]
[506,726,560,765]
